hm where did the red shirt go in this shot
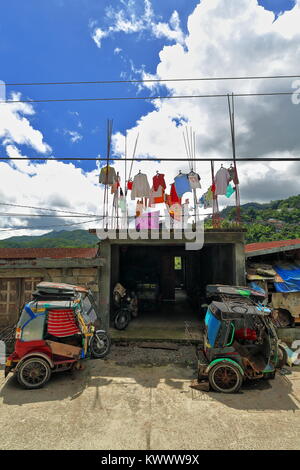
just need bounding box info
[153,173,166,192]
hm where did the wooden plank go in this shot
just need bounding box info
[46,340,81,359]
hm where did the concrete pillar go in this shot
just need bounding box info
[234,242,246,285]
[98,241,111,331]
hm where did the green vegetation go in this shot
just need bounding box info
[220,194,300,243]
[0,230,98,248]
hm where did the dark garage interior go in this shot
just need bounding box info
[109,243,235,339]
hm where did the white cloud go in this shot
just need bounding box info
[114,47,122,54]
[90,0,186,48]
[0,92,51,154]
[63,129,83,143]
[110,0,300,204]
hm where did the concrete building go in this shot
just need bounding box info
[0,229,246,339]
[94,228,246,337]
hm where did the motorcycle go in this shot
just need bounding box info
[113,283,138,330]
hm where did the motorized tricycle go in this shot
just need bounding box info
[4,282,111,389]
[197,284,286,393]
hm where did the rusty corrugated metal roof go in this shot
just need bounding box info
[245,239,300,253]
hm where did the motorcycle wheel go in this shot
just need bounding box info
[17,357,51,389]
[208,362,243,393]
[90,332,111,358]
[114,309,130,330]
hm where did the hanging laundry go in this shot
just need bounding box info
[225,183,235,198]
[127,179,133,190]
[199,188,213,209]
[169,203,182,222]
[118,188,126,212]
[110,173,121,194]
[136,200,144,217]
[153,173,166,192]
[174,173,191,197]
[215,166,230,196]
[170,183,181,205]
[188,172,201,189]
[131,172,151,200]
[99,165,117,185]
[228,165,239,185]
[136,211,160,230]
[149,185,165,207]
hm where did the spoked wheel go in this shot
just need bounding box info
[208,362,243,393]
[90,332,111,358]
[114,309,130,330]
[17,357,51,389]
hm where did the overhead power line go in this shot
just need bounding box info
[0,91,294,104]
[0,213,100,218]
[1,157,300,162]
[1,74,300,87]
[0,217,104,232]
[0,202,99,217]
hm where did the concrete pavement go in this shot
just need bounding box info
[0,358,300,450]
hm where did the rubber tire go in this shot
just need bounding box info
[208,362,243,393]
[17,357,51,390]
[114,310,130,330]
[90,332,111,358]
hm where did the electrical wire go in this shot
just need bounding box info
[1,156,300,162]
[0,91,294,104]
[1,74,300,87]
[0,202,100,217]
[0,217,104,232]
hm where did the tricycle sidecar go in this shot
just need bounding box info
[4,282,110,389]
[197,285,280,393]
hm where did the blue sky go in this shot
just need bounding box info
[0,0,200,171]
[0,0,296,171]
[0,0,299,236]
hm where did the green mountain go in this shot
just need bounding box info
[0,229,98,248]
[220,194,300,243]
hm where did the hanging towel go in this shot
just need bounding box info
[225,183,235,198]
[131,173,151,199]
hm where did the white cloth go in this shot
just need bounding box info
[188,173,201,189]
[131,173,151,199]
[215,167,230,196]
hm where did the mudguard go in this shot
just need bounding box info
[205,358,244,376]
[15,352,54,370]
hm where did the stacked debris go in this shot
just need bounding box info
[247,262,297,327]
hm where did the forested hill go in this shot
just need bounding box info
[220,194,300,243]
[0,230,98,248]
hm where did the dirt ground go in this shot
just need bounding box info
[1,343,300,450]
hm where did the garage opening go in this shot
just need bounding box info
[110,243,235,340]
